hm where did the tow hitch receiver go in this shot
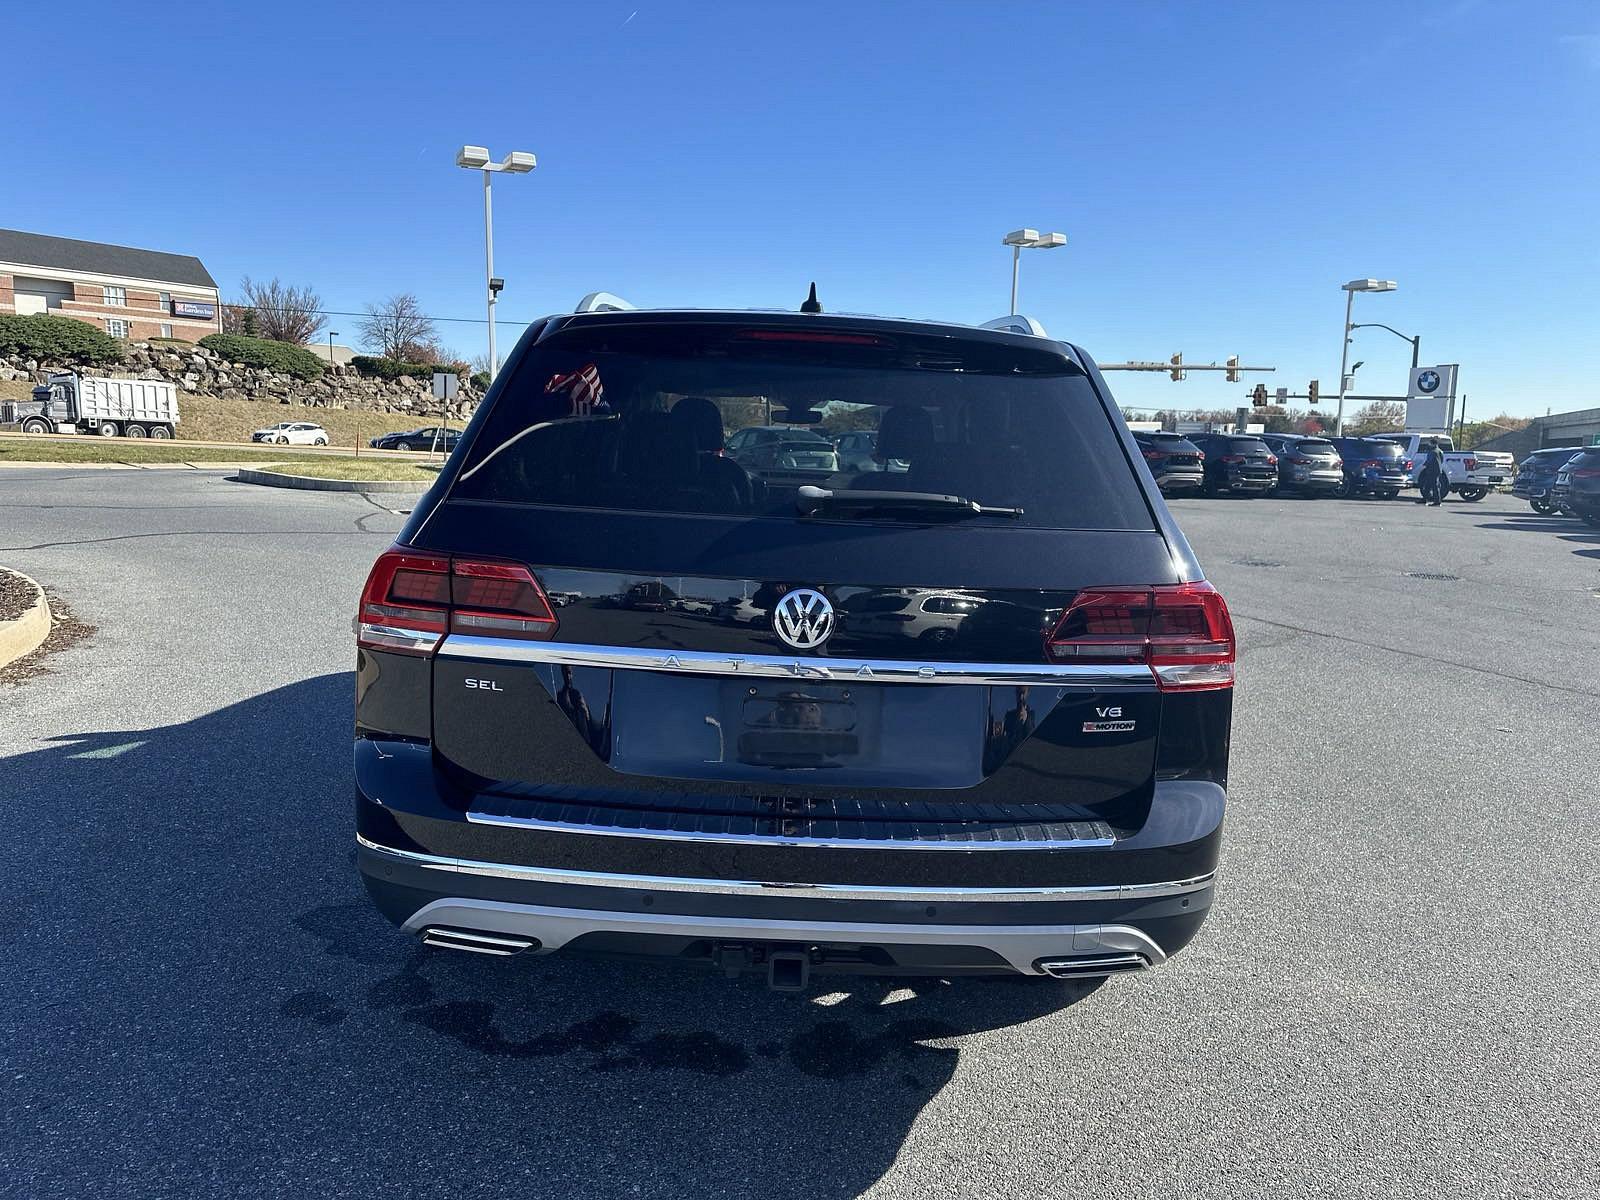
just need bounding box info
[768,951,810,992]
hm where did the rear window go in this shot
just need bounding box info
[451,322,1155,530]
[1224,438,1270,454]
[1346,440,1403,459]
[1295,439,1337,454]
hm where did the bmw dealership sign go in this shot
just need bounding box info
[1408,364,1457,399]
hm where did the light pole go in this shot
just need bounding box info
[456,145,536,379]
[1334,278,1396,434]
[328,330,338,367]
[1350,322,1422,369]
[1002,229,1066,314]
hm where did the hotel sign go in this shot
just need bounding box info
[170,299,217,319]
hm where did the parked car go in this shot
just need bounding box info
[1551,447,1600,527]
[1326,437,1410,498]
[837,589,985,648]
[353,299,1233,987]
[727,425,840,483]
[370,426,461,452]
[251,421,329,446]
[1372,433,1514,502]
[1187,432,1278,495]
[1511,446,1586,514]
[1132,431,1205,494]
[1259,434,1343,496]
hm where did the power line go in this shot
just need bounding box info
[222,302,536,327]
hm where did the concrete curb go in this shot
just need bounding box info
[0,569,51,668]
[236,467,429,493]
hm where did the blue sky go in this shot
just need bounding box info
[4,1,1596,418]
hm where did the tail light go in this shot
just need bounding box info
[1464,458,1477,471]
[1403,459,1414,470]
[1046,582,1235,691]
[1142,448,1166,461]
[1266,455,1278,466]
[358,547,557,655]
[1362,459,1383,469]
[1571,466,1600,479]
[1220,454,1244,464]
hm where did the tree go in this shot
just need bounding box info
[234,276,325,345]
[1347,400,1405,436]
[221,304,259,337]
[359,293,438,362]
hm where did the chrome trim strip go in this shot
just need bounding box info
[435,635,1157,688]
[464,806,1116,850]
[399,899,1169,975]
[357,834,1215,902]
[358,622,441,654]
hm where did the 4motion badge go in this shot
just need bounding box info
[1082,705,1136,734]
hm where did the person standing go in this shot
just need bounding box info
[1418,441,1447,506]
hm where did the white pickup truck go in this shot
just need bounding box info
[1373,434,1514,502]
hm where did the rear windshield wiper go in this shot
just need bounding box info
[797,485,1023,520]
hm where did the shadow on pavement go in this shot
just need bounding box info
[1468,514,1600,561]
[4,673,1100,1199]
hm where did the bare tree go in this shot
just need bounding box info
[359,293,439,361]
[221,304,259,336]
[234,276,325,344]
[1347,400,1406,436]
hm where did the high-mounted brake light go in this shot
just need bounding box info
[735,330,890,346]
[358,548,557,655]
[1046,582,1235,691]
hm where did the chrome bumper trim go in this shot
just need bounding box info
[398,897,1171,976]
[357,621,441,655]
[464,803,1115,850]
[434,635,1157,688]
[357,834,1215,902]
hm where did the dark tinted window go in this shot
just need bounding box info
[1223,438,1270,454]
[1340,439,1403,460]
[1137,433,1199,453]
[452,322,1155,530]
[1295,439,1338,455]
[1564,450,1600,470]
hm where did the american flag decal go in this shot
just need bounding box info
[545,363,604,413]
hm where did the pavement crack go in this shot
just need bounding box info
[1236,612,1600,699]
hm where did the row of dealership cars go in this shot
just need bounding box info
[1135,429,1516,501]
[1511,444,1600,525]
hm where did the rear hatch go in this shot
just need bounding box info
[397,317,1220,829]
[1216,437,1277,485]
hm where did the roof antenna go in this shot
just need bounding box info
[800,282,822,314]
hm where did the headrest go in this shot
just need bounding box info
[670,397,725,452]
[877,406,935,461]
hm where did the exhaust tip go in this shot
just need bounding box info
[1035,953,1149,979]
[421,927,538,957]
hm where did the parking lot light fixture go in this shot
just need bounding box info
[457,144,537,379]
[1003,228,1067,315]
[1335,278,1398,434]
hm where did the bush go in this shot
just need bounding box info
[471,371,491,391]
[0,313,125,366]
[198,333,324,381]
[351,355,459,382]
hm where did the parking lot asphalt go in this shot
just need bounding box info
[2,469,1596,1200]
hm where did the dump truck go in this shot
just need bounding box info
[0,372,180,439]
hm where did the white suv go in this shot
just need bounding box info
[251,421,330,446]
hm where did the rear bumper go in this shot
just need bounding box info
[355,737,1224,976]
[1153,469,1204,492]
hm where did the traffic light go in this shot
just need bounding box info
[1308,379,1320,405]
[1251,384,1268,408]
[1226,355,1240,384]
[1169,353,1184,382]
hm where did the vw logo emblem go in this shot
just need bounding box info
[773,588,834,651]
[1416,369,1441,393]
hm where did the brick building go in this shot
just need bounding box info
[0,228,221,343]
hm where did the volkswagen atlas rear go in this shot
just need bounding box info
[354,307,1234,987]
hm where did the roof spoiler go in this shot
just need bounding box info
[575,291,637,313]
[979,314,1049,337]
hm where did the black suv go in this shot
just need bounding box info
[354,304,1233,987]
[1132,431,1205,494]
[1188,432,1278,495]
[1512,446,1584,514]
